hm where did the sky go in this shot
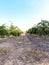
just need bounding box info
[0,0,49,31]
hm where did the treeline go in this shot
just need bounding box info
[26,20,49,36]
[0,24,22,38]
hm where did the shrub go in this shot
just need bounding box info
[0,47,10,55]
[0,24,22,37]
[10,24,22,36]
[26,27,37,34]
[26,20,49,36]
[10,29,22,36]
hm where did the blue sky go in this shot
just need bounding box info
[0,0,49,31]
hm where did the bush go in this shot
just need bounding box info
[5,29,11,37]
[26,20,49,36]
[0,47,10,55]
[10,24,22,36]
[26,27,37,34]
[0,25,11,37]
[0,24,22,37]
[10,30,22,36]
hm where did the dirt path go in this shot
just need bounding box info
[27,34,49,52]
[0,35,32,65]
[0,35,49,65]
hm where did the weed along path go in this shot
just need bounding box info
[0,34,49,65]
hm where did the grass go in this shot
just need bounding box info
[0,47,10,55]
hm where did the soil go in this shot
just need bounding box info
[0,34,49,65]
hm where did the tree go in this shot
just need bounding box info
[10,24,22,36]
[26,20,49,36]
[0,24,10,37]
[37,20,49,36]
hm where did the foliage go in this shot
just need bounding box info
[10,24,22,36]
[26,27,37,34]
[0,25,10,37]
[0,47,10,55]
[10,29,22,36]
[26,20,49,36]
[0,23,22,38]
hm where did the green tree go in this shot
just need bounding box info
[37,20,49,36]
[10,24,22,36]
[0,24,10,37]
[26,20,49,36]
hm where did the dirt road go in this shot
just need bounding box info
[0,34,49,65]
